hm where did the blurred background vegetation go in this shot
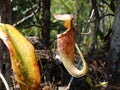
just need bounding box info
[11,0,115,54]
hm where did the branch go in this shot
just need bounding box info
[101,0,110,6]
[89,13,115,23]
[23,4,38,15]
[81,9,94,34]
[13,9,39,27]
[99,13,115,20]
[13,1,41,27]
[88,9,95,23]
[29,1,41,24]
[0,72,10,90]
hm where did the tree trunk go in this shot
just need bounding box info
[41,0,51,49]
[90,0,100,52]
[109,0,120,83]
[0,0,12,89]
[0,0,11,23]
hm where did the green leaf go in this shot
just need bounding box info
[86,76,94,87]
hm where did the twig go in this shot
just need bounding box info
[23,4,38,15]
[13,9,39,27]
[0,72,10,90]
[81,9,94,35]
[88,9,95,23]
[99,13,115,20]
[101,0,110,6]
[29,1,41,24]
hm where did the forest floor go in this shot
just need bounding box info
[1,38,120,90]
[36,49,120,90]
[24,37,120,90]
